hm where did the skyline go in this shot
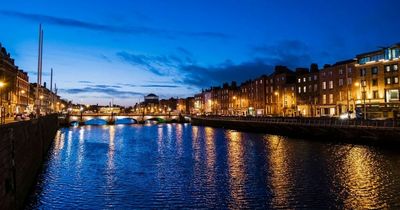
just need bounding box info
[1,0,400,106]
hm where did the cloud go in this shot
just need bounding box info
[59,86,143,98]
[89,84,122,89]
[26,70,50,76]
[0,10,229,39]
[251,40,313,68]
[78,80,93,84]
[175,60,274,88]
[140,84,180,88]
[117,83,180,88]
[116,51,187,76]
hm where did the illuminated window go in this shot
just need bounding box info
[323,94,327,104]
[394,77,399,84]
[303,86,306,93]
[298,87,301,93]
[298,78,301,83]
[361,80,367,87]
[322,81,326,90]
[329,81,333,89]
[386,77,392,85]
[393,64,398,71]
[329,94,333,104]
[385,65,391,72]
[386,89,399,102]
[303,77,306,82]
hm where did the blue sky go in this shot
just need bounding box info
[0,0,399,106]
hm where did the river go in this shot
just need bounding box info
[27,123,400,209]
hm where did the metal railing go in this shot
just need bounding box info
[194,115,400,128]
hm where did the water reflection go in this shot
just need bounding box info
[337,147,389,209]
[28,124,400,209]
[266,135,294,208]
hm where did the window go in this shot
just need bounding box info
[385,65,391,72]
[314,84,318,92]
[347,78,352,85]
[371,67,378,74]
[298,87,301,93]
[339,69,343,75]
[329,94,333,104]
[314,75,318,80]
[329,71,333,76]
[303,77,306,82]
[298,78,301,83]
[394,77,399,84]
[373,91,379,99]
[329,81,333,89]
[322,81,327,90]
[386,89,399,102]
[339,79,343,86]
[361,80,367,87]
[386,77,392,85]
[372,79,378,86]
[308,76,312,81]
[323,94,327,104]
[339,91,343,101]
[303,86,307,93]
[348,67,352,74]
[360,68,366,76]
[393,64,398,71]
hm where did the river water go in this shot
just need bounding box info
[27,124,400,209]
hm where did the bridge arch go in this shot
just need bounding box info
[84,118,108,125]
[115,117,138,125]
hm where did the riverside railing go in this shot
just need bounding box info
[194,116,400,128]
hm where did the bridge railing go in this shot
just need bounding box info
[194,116,400,128]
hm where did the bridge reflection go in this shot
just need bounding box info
[62,113,188,126]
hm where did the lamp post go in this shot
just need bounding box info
[0,81,5,124]
[19,90,26,113]
[354,82,367,120]
[39,95,44,116]
[274,91,280,116]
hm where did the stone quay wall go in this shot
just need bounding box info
[0,114,58,210]
[191,117,400,145]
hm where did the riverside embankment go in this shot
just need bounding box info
[0,114,58,210]
[191,116,400,145]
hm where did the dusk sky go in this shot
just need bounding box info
[0,0,399,106]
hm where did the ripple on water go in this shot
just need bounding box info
[26,125,400,209]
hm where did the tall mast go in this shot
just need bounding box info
[36,24,42,116]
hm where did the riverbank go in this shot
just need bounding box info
[0,114,59,210]
[191,117,400,146]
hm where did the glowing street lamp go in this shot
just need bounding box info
[0,81,5,124]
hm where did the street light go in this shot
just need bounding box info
[354,82,366,120]
[0,81,5,124]
[274,91,280,116]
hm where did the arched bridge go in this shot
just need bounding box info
[61,113,190,125]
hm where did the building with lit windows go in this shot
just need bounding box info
[295,65,319,117]
[354,44,400,119]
